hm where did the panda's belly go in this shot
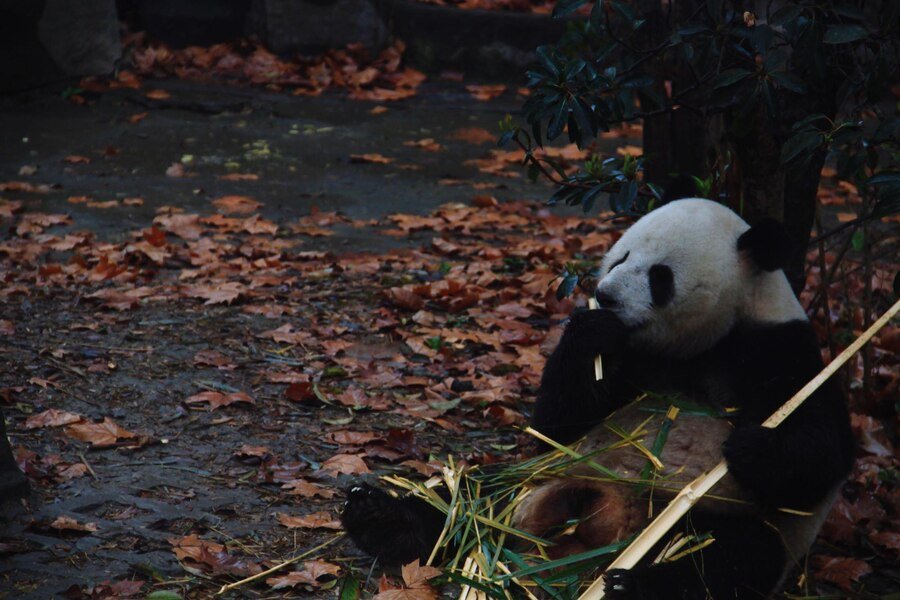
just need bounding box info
[513,398,747,554]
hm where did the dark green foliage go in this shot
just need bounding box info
[503,0,899,231]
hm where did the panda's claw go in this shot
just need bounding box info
[603,569,636,600]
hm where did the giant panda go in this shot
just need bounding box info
[341,199,855,599]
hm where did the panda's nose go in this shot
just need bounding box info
[595,290,618,309]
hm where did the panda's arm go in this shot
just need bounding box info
[531,309,630,444]
[721,321,855,509]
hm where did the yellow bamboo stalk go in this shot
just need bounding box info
[579,298,900,600]
[587,297,604,380]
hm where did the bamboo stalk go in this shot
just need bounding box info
[215,533,343,595]
[587,297,604,380]
[579,298,900,600]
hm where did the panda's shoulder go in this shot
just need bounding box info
[717,318,823,372]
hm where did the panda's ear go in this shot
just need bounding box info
[737,218,792,272]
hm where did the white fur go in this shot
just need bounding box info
[596,199,805,357]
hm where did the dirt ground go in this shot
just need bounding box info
[0,80,896,599]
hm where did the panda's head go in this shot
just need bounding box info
[595,199,805,357]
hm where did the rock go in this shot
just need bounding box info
[248,0,388,54]
[129,0,252,48]
[37,0,121,76]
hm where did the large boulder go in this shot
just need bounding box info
[248,0,388,54]
[37,0,121,76]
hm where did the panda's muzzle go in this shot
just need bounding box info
[594,289,619,309]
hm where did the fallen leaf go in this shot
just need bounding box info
[185,391,255,410]
[49,515,98,533]
[276,512,341,529]
[24,409,84,430]
[451,127,496,145]
[465,84,506,101]
[212,195,262,215]
[65,418,138,448]
[63,155,91,165]
[319,453,370,477]
[350,153,394,164]
[267,560,341,589]
[812,556,872,591]
[145,89,171,100]
[282,478,336,499]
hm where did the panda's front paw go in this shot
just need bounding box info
[723,425,778,495]
[563,309,629,357]
[603,569,637,600]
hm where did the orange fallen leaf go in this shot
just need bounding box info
[451,127,496,145]
[319,453,370,477]
[183,281,246,305]
[145,89,171,100]
[49,515,98,533]
[63,155,91,165]
[24,408,84,430]
[465,84,506,101]
[267,560,341,589]
[65,418,138,448]
[185,390,255,410]
[128,112,148,124]
[350,153,394,164]
[218,173,259,181]
[276,511,342,530]
[212,195,262,215]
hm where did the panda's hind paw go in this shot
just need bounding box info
[603,569,637,600]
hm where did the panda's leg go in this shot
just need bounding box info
[340,483,447,566]
[604,513,786,600]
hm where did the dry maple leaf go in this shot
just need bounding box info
[281,478,336,499]
[145,88,171,100]
[450,127,496,145]
[49,515,98,533]
[185,390,255,410]
[319,453,370,477]
[267,560,341,590]
[403,138,443,152]
[183,281,246,305]
[211,195,262,215]
[65,418,137,448]
[384,287,425,310]
[374,561,441,600]
[276,511,341,530]
[350,153,394,164]
[63,155,91,164]
[192,349,236,369]
[233,444,271,460]
[812,555,873,590]
[24,408,84,430]
[241,214,278,235]
[218,172,259,181]
[165,162,186,177]
[170,534,262,577]
[153,213,202,240]
[465,84,506,101]
[257,324,313,345]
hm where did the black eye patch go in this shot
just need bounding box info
[608,251,630,273]
[649,264,674,307]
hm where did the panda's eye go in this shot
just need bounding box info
[608,251,630,273]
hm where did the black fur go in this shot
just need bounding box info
[340,483,446,565]
[603,513,786,600]
[737,218,793,272]
[532,316,853,598]
[648,264,674,307]
[530,309,630,444]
